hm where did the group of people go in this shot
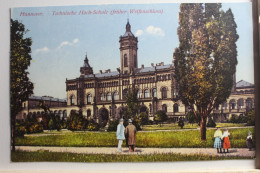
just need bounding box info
[214,125,254,153]
[116,118,136,153]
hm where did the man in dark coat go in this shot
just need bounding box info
[125,119,136,152]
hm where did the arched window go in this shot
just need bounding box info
[123,89,128,100]
[107,93,112,101]
[144,89,150,98]
[246,98,253,109]
[162,104,167,113]
[222,101,227,110]
[161,87,167,99]
[229,99,236,110]
[87,109,91,117]
[100,93,104,101]
[87,94,92,104]
[113,91,119,100]
[124,54,128,67]
[152,88,157,97]
[137,90,142,98]
[237,98,244,109]
[173,103,179,113]
[70,95,75,105]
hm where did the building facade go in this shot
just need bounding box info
[18,21,255,124]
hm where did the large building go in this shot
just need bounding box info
[18,21,255,125]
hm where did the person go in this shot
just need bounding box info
[116,118,125,152]
[222,129,231,153]
[246,132,253,151]
[125,119,136,152]
[214,125,223,153]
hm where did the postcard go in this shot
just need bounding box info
[10,2,256,163]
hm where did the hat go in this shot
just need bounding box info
[128,119,132,123]
[216,125,221,128]
[119,118,124,122]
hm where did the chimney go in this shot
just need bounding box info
[151,63,154,67]
[141,64,144,69]
[99,70,103,74]
[105,69,111,73]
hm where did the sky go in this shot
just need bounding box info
[11,3,254,99]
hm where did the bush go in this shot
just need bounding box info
[107,119,119,132]
[67,112,88,131]
[154,111,168,126]
[136,112,149,126]
[167,118,176,124]
[15,123,27,137]
[207,117,216,127]
[27,123,44,134]
[246,109,255,126]
[178,118,184,129]
[87,121,100,131]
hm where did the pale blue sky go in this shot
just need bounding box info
[11,3,254,99]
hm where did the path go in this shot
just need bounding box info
[16,146,255,157]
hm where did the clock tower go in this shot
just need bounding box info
[119,20,138,74]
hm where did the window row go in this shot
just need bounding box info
[161,103,179,113]
[157,74,171,81]
[98,81,119,88]
[216,98,254,110]
[134,77,155,84]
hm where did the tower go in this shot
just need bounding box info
[80,53,93,76]
[119,20,138,74]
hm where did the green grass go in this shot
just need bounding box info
[11,150,254,162]
[16,127,254,148]
[141,123,246,131]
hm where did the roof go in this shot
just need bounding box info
[123,31,134,37]
[236,80,254,88]
[29,96,67,102]
[81,64,172,79]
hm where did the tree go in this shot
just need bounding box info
[174,4,238,140]
[246,109,255,126]
[136,112,149,126]
[10,19,34,151]
[154,110,168,126]
[125,87,139,120]
[186,111,196,126]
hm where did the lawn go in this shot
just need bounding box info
[16,127,254,148]
[141,123,246,131]
[11,150,254,162]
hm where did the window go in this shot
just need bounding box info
[246,98,253,109]
[113,92,119,100]
[161,87,167,99]
[144,89,150,98]
[137,90,142,98]
[230,100,236,110]
[124,54,128,67]
[123,89,128,100]
[173,103,179,113]
[87,94,92,104]
[162,104,167,113]
[100,93,104,101]
[107,93,112,101]
[70,95,75,105]
[152,88,157,97]
[237,98,244,109]
[222,101,227,110]
[87,109,91,117]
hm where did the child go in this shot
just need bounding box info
[222,129,231,153]
[246,132,253,151]
[214,125,223,153]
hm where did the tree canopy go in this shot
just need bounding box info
[174,3,238,140]
[10,19,34,151]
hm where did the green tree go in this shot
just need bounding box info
[174,3,238,140]
[10,19,34,151]
[136,112,149,126]
[154,110,168,127]
[125,87,139,120]
[246,109,255,126]
[186,111,196,126]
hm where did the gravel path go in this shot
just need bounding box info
[16,146,255,157]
